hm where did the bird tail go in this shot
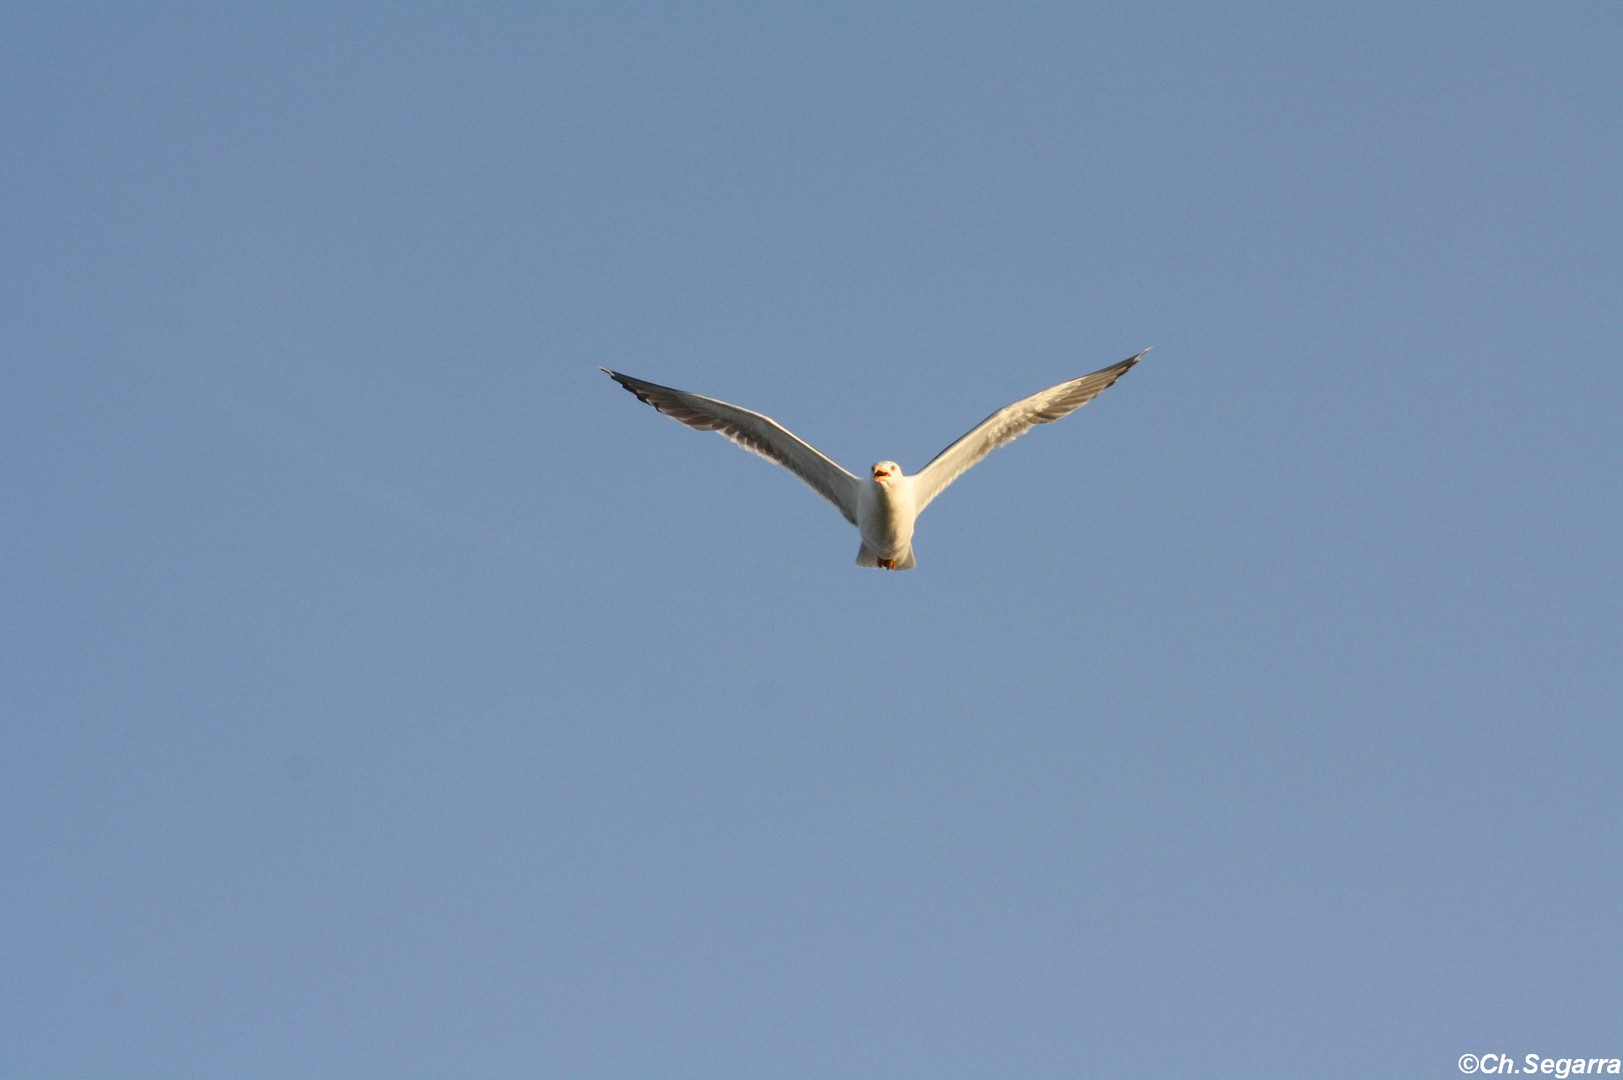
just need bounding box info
[856,542,917,570]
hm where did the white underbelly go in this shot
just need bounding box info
[858,485,916,555]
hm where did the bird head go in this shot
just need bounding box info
[871,461,901,483]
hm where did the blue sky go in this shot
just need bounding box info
[3,5,1620,1077]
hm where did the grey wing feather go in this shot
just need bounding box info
[602,369,862,525]
[912,351,1147,513]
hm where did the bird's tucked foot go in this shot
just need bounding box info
[878,557,896,570]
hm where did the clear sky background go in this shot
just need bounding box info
[3,6,1620,1078]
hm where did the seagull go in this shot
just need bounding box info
[602,351,1146,570]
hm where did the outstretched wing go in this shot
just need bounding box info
[912,351,1146,514]
[602,369,862,525]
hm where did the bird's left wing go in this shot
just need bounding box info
[912,351,1146,514]
[602,369,862,525]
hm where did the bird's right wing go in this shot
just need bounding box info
[602,369,862,525]
[912,351,1146,514]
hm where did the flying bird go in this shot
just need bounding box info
[602,351,1146,570]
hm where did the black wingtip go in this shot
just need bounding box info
[601,368,639,393]
[602,369,666,412]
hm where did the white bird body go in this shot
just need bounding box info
[855,463,918,570]
[603,351,1146,570]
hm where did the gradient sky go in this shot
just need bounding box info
[3,6,1621,1078]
